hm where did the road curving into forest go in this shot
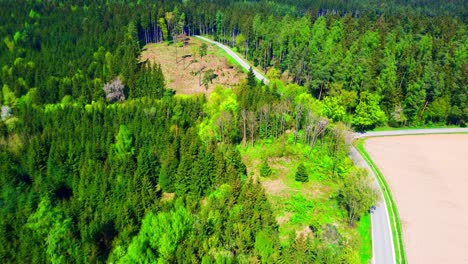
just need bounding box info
[194,35,269,85]
[351,127,468,264]
[195,35,468,264]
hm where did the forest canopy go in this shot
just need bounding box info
[0,0,465,263]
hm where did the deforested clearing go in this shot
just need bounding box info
[140,37,243,95]
[365,134,468,264]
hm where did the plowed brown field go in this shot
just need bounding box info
[365,134,468,263]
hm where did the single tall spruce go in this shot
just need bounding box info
[295,163,308,182]
[247,66,256,88]
[260,159,271,177]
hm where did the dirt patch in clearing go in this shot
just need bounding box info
[262,179,288,196]
[161,192,175,202]
[295,225,313,240]
[365,134,468,264]
[276,212,292,225]
[140,37,243,96]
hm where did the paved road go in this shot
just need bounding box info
[349,146,396,264]
[194,35,269,85]
[351,128,468,264]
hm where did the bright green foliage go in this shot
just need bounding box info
[259,159,271,177]
[158,18,168,41]
[426,96,450,123]
[322,96,347,122]
[2,84,16,105]
[26,199,76,263]
[255,229,276,263]
[199,86,238,142]
[340,169,379,226]
[118,200,193,263]
[357,214,372,263]
[353,92,387,130]
[404,81,427,122]
[0,1,466,263]
[287,194,315,225]
[113,125,134,157]
[295,163,308,182]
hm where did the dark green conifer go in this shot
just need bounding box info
[260,159,271,177]
[295,163,308,182]
[247,67,256,88]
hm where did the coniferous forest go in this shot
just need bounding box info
[0,0,466,263]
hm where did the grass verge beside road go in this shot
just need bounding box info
[371,124,460,132]
[357,213,372,264]
[356,139,406,264]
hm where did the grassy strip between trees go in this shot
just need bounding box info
[355,139,406,264]
[356,213,372,264]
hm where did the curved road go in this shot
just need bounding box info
[193,35,468,264]
[194,35,269,85]
[351,128,468,264]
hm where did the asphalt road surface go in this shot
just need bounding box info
[194,35,269,85]
[352,128,468,264]
[349,145,396,264]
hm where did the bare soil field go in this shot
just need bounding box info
[365,134,468,264]
[140,37,244,96]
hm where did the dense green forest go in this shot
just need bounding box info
[0,0,466,263]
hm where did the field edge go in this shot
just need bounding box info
[355,139,407,264]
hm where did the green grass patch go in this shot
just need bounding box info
[357,213,372,264]
[356,139,406,264]
[239,136,369,254]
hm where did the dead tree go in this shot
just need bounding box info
[247,111,257,147]
[193,66,206,87]
[273,102,280,139]
[260,104,271,138]
[241,109,248,148]
[216,111,232,143]
[103,78,125,102]
[308,119,328,158]
[331,123,348,178]
[279,100,291,136]
[294,103,304,144]
[1,105,12,121]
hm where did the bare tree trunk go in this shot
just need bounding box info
[318,82,324,100]
[247,111,256,147]
[174,33,178,65]
[294,104,303,144]
[261,104,270,138]
[241,109,247,148]
[308,119,328,158]
[419,100,429,121]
